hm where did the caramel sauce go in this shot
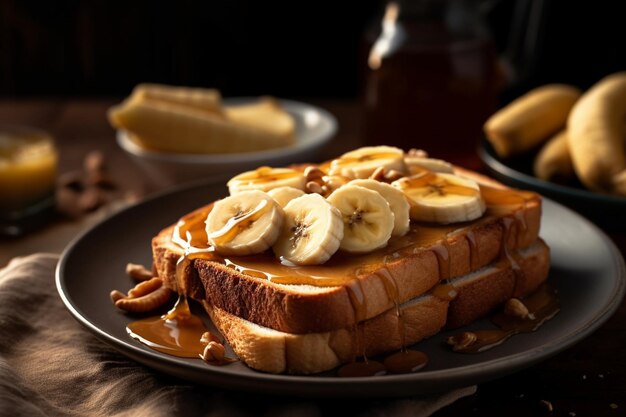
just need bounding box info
[127,295,210,358]
[375,267,404,349]
[337,360,386,377]
[127,204,226,362]
[337,349,428,377]
[171,205,214,249]
[383,350,428,374]
[208,199,270,245]
[396,171,480,197]
[432,283,458,302]
[451,284,560,353]
[431,240,451,280]
[465,230,479,270]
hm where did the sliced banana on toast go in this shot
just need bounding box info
[329,146,407,179]
[393,172,485,224]
[206,190,284,255]
[228,167,306,195]
[327,184,395,253]
[404,156,454,175]
[267,186,305,207]
[349,179,410,236]
[273,194,344,265]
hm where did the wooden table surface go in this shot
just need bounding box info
[1,99,624,416]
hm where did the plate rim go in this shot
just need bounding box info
[55,180,626,397]
[116,98,338,165]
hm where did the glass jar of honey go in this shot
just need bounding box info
[0,126,58,236]
[361,0,501,168]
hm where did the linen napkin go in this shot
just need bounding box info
[0,254,476,417]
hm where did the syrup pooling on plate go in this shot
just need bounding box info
[126,204,225,361]
[336,349,428,377]
[127,295,212,358]
[451,284,560,353]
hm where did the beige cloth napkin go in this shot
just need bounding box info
[0,254,476,417]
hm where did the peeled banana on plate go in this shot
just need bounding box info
[108,83,295,154]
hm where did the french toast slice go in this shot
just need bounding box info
[152,185,542,334]
[202,240,549,374]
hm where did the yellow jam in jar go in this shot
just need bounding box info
[0,126,58,216]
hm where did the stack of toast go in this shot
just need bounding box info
[150,148,550,374]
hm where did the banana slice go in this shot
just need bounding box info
[404,156,454,175]
[327,185,395,253]
[273,194,344,265]
[328,146,406,179]
[206,190,284,255]
[267,186,305,207]
[349,179,410,236]
[227,167,306,195]
[392,172,485,224]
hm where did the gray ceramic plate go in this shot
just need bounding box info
[56,179,626,398]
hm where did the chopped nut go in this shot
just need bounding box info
[126,263,154,281]
[304,166,324,181]
[446,331,477,351]
[110,290,127,304]
[385,169,405,182]
[504,298,530,319]
[55,187,83,219]
[540,400,554,412]
[408,148,428,157]
[202,341,226,362]
[87,172,116,190]
[84,150,105,174]
[200,331,221,345]
[306,181,324,194]
[57,170,85,192]
[77,187,105,212]
[369,166,386,181]
[322,175,349,192]
[115,286,172,313]
[127,277,163,298]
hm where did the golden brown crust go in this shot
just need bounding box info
[152,196,542,334]
[205,240,550,374]
[446,241,550,328]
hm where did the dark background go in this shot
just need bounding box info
[1,0,626,102]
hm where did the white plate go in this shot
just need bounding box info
[56,180,626,397]
[117,98,337,185]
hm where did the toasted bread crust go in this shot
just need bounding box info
[152,197,541,333]
[205,241,550,374]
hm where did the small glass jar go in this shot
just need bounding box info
[0,125,58,236]
[361,0,501,167]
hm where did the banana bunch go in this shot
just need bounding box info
[204,147,487,265]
